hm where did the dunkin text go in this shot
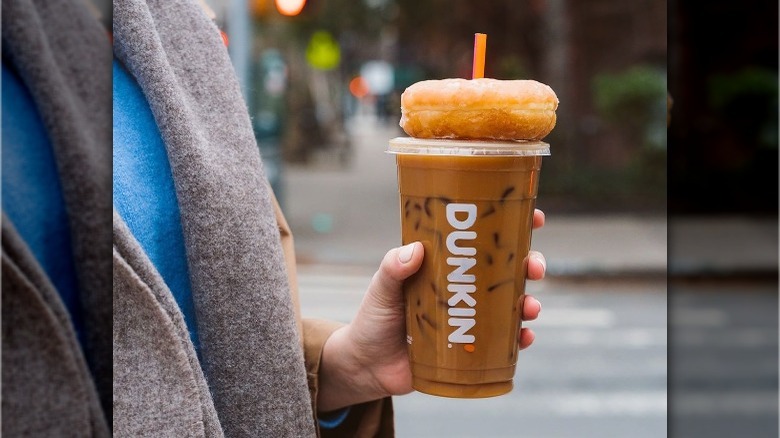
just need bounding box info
[445,203,478,346]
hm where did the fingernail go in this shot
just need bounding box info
[398,243,415,263]
[534,254,547,271]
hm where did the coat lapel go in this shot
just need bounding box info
[113,210,224,437]
[1,0,113,415]
[113,1,315,435]
[2,218,109,437]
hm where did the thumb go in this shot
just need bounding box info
[383,242,424,282]
[368,242,424,305]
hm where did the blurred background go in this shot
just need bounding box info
[209,0,774,436]
[667,1,778,437]
[208,0,668,213]
[205,0,671,436]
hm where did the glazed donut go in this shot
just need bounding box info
[400,78,558,141]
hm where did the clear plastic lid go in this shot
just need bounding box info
[387,137,550,156]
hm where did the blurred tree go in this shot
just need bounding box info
[708,67,778,152]
[594,65,667,151]
[250,0,400,163]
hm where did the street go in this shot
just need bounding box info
[669,280,778,437]
[298,271,778,437]
[298,273,667,437]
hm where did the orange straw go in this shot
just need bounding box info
[472,33,487,79]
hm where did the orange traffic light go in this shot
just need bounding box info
[275,0,306,16]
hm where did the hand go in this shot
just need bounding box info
[317,209,547,412]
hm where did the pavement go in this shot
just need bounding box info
[280,112,777,279]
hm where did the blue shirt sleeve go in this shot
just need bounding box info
[318,406,351,429]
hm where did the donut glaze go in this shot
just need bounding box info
[400,78,558,141]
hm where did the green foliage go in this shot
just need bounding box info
[540,147,667,212]
[708,67,778,149]
[593,65,667,149]
[708,67,778,109]
[594,65,667,120]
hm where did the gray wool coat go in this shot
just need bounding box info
[3,0,393,436]
[2,0,113,435]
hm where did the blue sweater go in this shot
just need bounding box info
[2,61,85,345]
[112,59,200,351]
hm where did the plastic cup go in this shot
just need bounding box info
[387,137,549,398]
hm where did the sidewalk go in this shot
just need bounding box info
[287,211,669,278]
[669,216,778,278]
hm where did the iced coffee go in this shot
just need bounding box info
[389,138,548,397]
[389,62,557,398]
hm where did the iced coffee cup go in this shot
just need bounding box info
[388,137,549,398]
